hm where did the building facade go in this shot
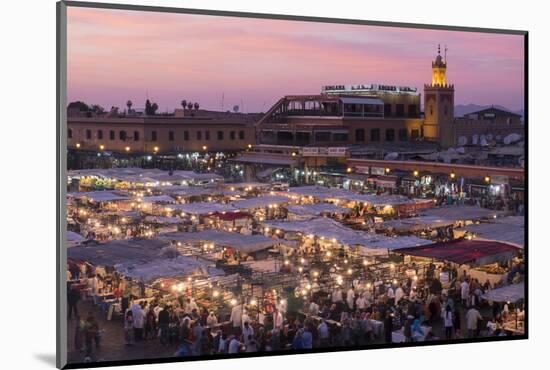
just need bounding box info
[67,115,256,153]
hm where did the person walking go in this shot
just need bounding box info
[466,306,482,338]
[124,310,134,345]
[158,306,170,345]
[443,305,454,339]
[67,285,80,319]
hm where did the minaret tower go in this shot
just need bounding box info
[423,44,455,147]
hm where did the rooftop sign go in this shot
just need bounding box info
[322,84,418,94]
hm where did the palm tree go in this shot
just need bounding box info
[126,100,133,111]
[187,101,193,110]
[194,102,200,110]
[181,100,187,110]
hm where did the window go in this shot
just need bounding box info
[205,130,210,140]
[230,131,236,140]
[411,129,420,139]
[315,132,331,142]
[97,130,103,140]
[196,131,202,140]
[184,131,189,141]
[395,104,405,117]
[119,131,127,141]
[444,105,448,116]
[86,129,92,140]
[169,131,174,141]
[333,133,349,142]
[385,129,395,142]
[355,129,365,142]
[408,104,417,117]
[151,131,157,141]
[239,131,245,140]
[217,131,224,140]
[398,128,408,141]
[68,129,72,139]
[384,104,392,117]
[430,106,434,116]
[110,130,115,140]
[370,129,380,142]
[133,131,140,141]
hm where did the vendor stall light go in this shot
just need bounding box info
[347,269,353,275]
[301,289,307,295]
[344,259,348,264]
[153,146,159,153]
[413,276,418,281]
[99,144,105,151]
[177,285,184,292]
[362,260,368,266]
[202,145,208,151]
[230,299,237,306]
[291,152,296,157]
[366,283,372,288]
[385,168,390,173]
[326,251,332,257]
[346,167,352,173]
[300,258,305,264]
[250,299,257,306]
[298,267,303,272]
[160,283,165,288]
[284,260,289,266]
[125,146,131,152]
[485,176,491,183]
[264,227,270,232]
[450,173,456,179]
[390,263,395,269]
[187,277,193,282]
[413,170,419,177]
[247,144,252,149]
[313,271,319,277]
[75,143,81,148]
[230,187,235,191]
[393,279,397,284]
[331,238,337,243]
[275,229,280,234]
[213,290,220,298]
[171,285,177,291]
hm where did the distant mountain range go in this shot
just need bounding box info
[454,104,524,119]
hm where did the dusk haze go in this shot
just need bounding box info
[67,7,524,113]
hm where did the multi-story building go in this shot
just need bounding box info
[67,112,257,154]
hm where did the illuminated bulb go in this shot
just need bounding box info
[313,271,319,277]
[230,298,237,306]
[284,260,289,266]
[326,251,332,257]
[213,290,220,297]
[298,267,303,273]
[250,299,257,306]
[347,269,353,275]
[366,283,372,288]
[413,276,418,281]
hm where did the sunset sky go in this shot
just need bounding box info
[67,7,525,113]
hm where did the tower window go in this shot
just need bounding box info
[151,131,157,141]
[408,105,417,117]
[134,131,140,141]
[110,130,115,140]
[97,130,103,140]
[430,106,434,116]
[205,130,210,140]
[239,131,245,140]
[68,129,72,139]
[119,131,127,141]
[168,130,174,141]
[384,104,392,117]
[230,131,236,140]
[411,129,420,139]
[196,131,202,140]
[184,131,189,141]
[217,131,224,140]
[86,129,92,140]
[444,105,448,116]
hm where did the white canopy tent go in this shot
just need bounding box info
[160,230,283,253]
[166,202,237,215]
[232,195,289,210]
[481,283,524,303]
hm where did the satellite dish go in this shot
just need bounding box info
[384,152,399,160]
[472,134,479,145]
[503,133,521,145]
[480,137,489,146]
[458,136,468,146]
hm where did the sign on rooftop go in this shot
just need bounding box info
[322,84,418,94]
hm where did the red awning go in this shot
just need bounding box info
[397,239,520,265]
[211,211,252,221]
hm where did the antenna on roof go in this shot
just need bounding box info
[221,92,225,111]
[438,43,441,55]
[444,45,448,63]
